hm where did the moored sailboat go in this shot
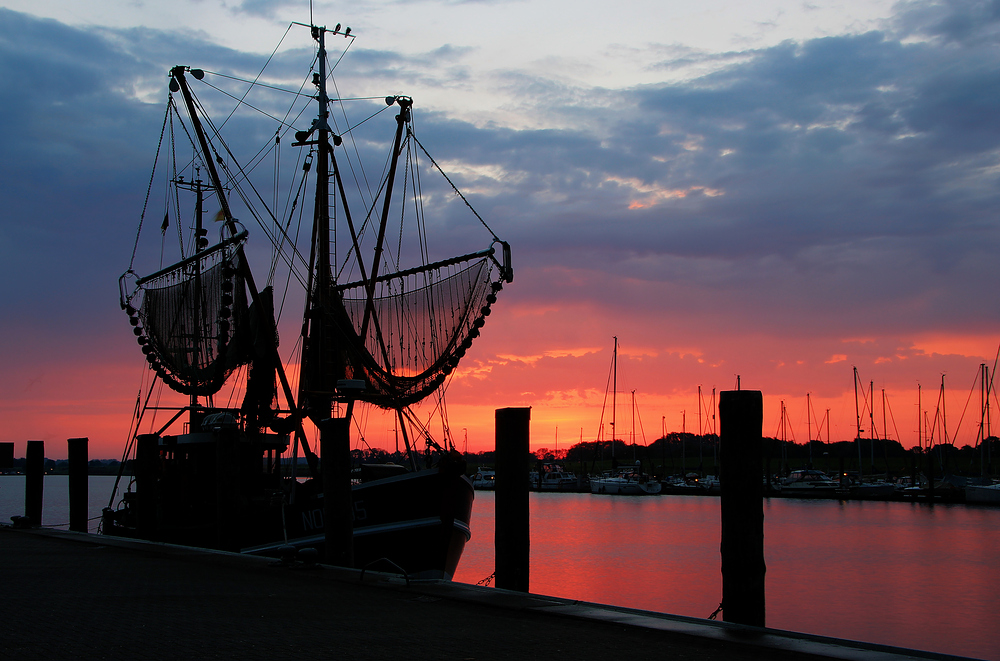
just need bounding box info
[101,20,512,579]
[590,338,661,495]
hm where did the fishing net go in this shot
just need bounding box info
[300,248,504,410]
[124,238,251,396]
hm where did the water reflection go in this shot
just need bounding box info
[454,492,1000,660]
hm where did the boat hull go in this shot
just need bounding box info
[965,484,1000,504]
[102,433,473,581]
[248,470,474,580]
[590,478,661,495]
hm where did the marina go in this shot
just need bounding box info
[455,491,1000,660]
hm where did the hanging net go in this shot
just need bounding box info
[122,236,251,396]
[301,247,505,410]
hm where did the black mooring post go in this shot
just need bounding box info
[719,390,765,627]
[0,442,13,471]
[134,434,160,539]
[25,440,44,526]
[495,407,530,592]
[68,437,89,533]
[322,417,354,568]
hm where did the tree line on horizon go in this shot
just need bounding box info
[4,433,995,478]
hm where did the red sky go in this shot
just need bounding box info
[2,5,1000,460]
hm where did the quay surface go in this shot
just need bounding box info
[0,527,976,661]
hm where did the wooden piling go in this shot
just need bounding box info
[68,437,89,533]
[322,417,354,568]
[0,442,13,471]
[495,407,530,592]
[719,390,765,627]
[25,441,44,526]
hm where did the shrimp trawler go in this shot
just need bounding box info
[102,20,512,580]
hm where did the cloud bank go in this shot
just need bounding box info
[1,1,998,452]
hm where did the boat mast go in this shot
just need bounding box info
[870,380,875,477]
[631,390,636,463]
[611,336,617,461]
[987,364,992,471]
[698,385,703,470]
[807,392,812,467]
[982,363,990,475]
[171,171,211,428]
[170,65,320,475]
[917,383,922,451]
[854,366,862,477]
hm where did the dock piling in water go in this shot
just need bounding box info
[0,442,13,471]
[25,440,44,526]
[68,437,88,532]
[719,390,765,627]
[495,407,530,592]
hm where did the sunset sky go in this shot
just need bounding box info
[2,0,1000,459]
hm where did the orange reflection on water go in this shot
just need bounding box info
[454,492,1000,660]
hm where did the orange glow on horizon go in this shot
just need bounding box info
[3,322,998,460]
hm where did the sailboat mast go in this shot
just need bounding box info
[854,367,862,476]
[918,383,922,450]
[698,385,702,436]
[631,390,636,462]
[870,381,875,475]
[612,336,617,460]
[941,374,948,447]
[807,392,812,466]
[984,363,991,475]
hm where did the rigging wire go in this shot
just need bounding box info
[211,22,295,134]
[200,78,303,133]
[327,30,356,72]
[948,370,981,446]
[885,392,903,445]
[126,33,501,462]
[411,131,502,241]
[185,88,312,288]
[129,101,171,270]
[205,72,319,101]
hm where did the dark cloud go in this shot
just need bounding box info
[893,0,1000,44]
[2,0,1000,377]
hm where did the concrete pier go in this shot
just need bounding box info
[0,527,973,661]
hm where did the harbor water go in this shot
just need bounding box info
[453,491,1000,660]
[2,476,997,659]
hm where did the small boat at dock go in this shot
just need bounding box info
[472,467,496,490]
[533,463,580,491]
[778,469,840,498]
[591,464,662,495]
[966,482,1000,504]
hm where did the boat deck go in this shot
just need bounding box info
[0,527,972,661]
